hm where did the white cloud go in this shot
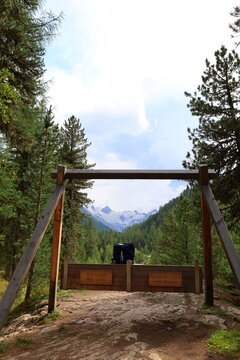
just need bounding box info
[88,179,186,212]
[45,0,237,210]
[46,64,149,135]
[46,0,236,115]
[46,0,236,126]
[91,152,137,169]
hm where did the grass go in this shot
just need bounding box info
[0,341,11,353]
[198,305,226,316]
[57,289,88,297]
[6,292,48,326]
[58,323,66,331]
[208,330,240,357]
[0,337,33,355]
[15,337,33,346]
[0,271,8,297]
[44,310,61,323]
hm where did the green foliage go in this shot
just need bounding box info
[0,0,61,101]
[198,305,226,316]
[6,290,48,325]
[0,68,20,125]
[0,105,61,301]
[0,341,10,353]
[0,337,33,355]
[0,271,8,297]
[208,330,240,356]
[60,116,95,262]
[15,337,33,346]
[0,0,62,302]
[0,0,61,144]
[44,310,61,323]
[150,190,202,265]
[184,45,240,224]
[122,195,179,254]
[57,289,88,297]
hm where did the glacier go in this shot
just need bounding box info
[82,205,157,232]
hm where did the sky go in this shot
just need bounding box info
[44,0,237,212]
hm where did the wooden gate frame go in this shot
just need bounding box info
[1,164,240,330]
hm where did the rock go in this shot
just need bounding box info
[149,352,163,360]
[201,315,227,329]
[125,332,138,341]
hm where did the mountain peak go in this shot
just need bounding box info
[84,205,158,232]
[148,209,158,215]
[102,206,112,214]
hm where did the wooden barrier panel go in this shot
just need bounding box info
[80,270,113,285]
[148,272,182,287]
[131,265,199,293]
[61,263,202,294]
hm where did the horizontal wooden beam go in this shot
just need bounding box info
[0,180,68,331]
[201,184,240,286]
[51,169,217,181]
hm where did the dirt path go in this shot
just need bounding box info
[1,290,240,360]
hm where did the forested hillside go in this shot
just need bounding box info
[85,186,240,283]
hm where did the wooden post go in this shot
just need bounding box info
[0,181,67,330]
[62,257,69,290]
[194,260,201,294]
[199,165,214,306]
[126,261,132,292]
[48,165,66,313]
[201,184,240,286]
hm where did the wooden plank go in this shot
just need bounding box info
[201,194,214,305]
[199,163,209,185]
[48,165,66,313]
[80,270,112,285]
[62,257,69,290]
[199,165,214,306]
[201,184,240,286]
[126,261,132,291]
[149,272,182,287]
[131,265,198,293]
[65,264,126,291]
[195,260,201,294]
[0,180,68,330]
[51,169,217,181]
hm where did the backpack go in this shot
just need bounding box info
[111,243,135,264]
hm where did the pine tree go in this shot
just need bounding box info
[150,193,202,265]
[0,105,60,287]
[0,0,61,144]
[24,105,61,299]
[60,116,95,261]
[0,135,20,277]
[183,46,240,222]
[0,0,61,102]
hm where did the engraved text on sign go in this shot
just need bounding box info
[80,270,112,285]
[149,272,182,287]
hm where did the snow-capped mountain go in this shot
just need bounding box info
[82,205,158,232]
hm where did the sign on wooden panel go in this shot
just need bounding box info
[149,271,182,287]
[80,270,112,285]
